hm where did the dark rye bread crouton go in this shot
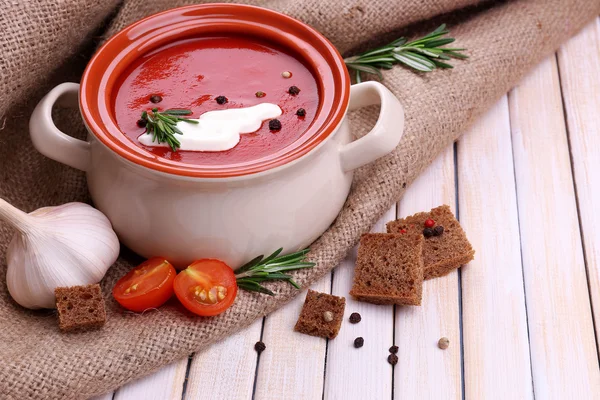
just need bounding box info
[294,290,345,339]
[350,233,424,306]
[55,284,106,332]
[387,205,474,280]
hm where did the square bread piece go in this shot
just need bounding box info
[349,232,424,306]
[55,284,106,332]
[387,204,475,280]
[294,290,346,339]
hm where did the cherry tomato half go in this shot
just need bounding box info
[113,257,176,312]
[173,259,238,317]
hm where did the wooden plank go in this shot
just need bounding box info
[508,55,600,398]
[253,274,331,400]
[556,18,600,355]
[113,359,188,400]
[323,207,396,400]
[457,97,533,399]
[184,319,263,400]
[394,145,462,399]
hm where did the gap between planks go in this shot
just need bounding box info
[555,17,600,364]
[508,53,600,398]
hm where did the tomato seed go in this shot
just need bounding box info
[208,288,217,303]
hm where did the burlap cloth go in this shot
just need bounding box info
[0,0,598,398]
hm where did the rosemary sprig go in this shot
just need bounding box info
[235,248,315,295]
[140,108,198,151]
[344,24,467,83]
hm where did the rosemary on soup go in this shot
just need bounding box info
[235,248,315,295]
[344,24,468,83]
[137,108,198,151]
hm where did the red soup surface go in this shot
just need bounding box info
[113,35,320,166]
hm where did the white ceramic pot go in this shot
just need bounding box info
[28,5,404,268]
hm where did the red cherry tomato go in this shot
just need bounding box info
[113,257,176,312]
[174,259,238,317]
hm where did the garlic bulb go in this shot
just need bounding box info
[0,199,119,309]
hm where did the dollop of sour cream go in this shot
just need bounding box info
[138,103,282,152]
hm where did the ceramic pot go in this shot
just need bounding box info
[29,4,404,267]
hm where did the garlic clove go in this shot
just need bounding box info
[1,200,119,309]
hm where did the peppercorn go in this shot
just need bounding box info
[349,312,361,323]
[438,337,449,350]
[424,218,435,228]
[215,95,228,104]
[354,337,364,348]
[433,225,444,236]
[254,341,266,354]
[423,228,434,238]
[136,119,147,128]
[323,311,334,322]
[255,91,266,98]
[282,71,292,78]
[288,86,301,95]
[269,119,282,131]
[149,94,162,103]
[389,345,399,354]
[387,354,398,365]
[296,108,306,117]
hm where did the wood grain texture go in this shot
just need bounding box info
[113,358,188,400]
[394,145,462,399]
[323,207,396,400]
[457,97,533,399]
[253,274,331,400]
[184,319,262,400]
[509,55,600,399]
[108,20,600,400]
[556,18,600,354]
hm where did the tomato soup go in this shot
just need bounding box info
[113,35,320,166]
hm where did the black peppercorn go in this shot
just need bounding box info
[349,312,361,324]
[269,119,282,131]
[215,95,228,104]
[136,119,147,128]
[423,227,434,238]
[254,341,266,354]
[389,345,399,354]
[354,337,364,348]
[433,225,444,236]
[296,108,306,117]
[149,95,162,103]
[388,354,398,365]
[288,86,301,95]
[255,91,266,98]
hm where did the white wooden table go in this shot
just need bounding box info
[93,18,600,400]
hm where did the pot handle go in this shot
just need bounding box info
[340,81,404,172]
[29,82,91,172]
